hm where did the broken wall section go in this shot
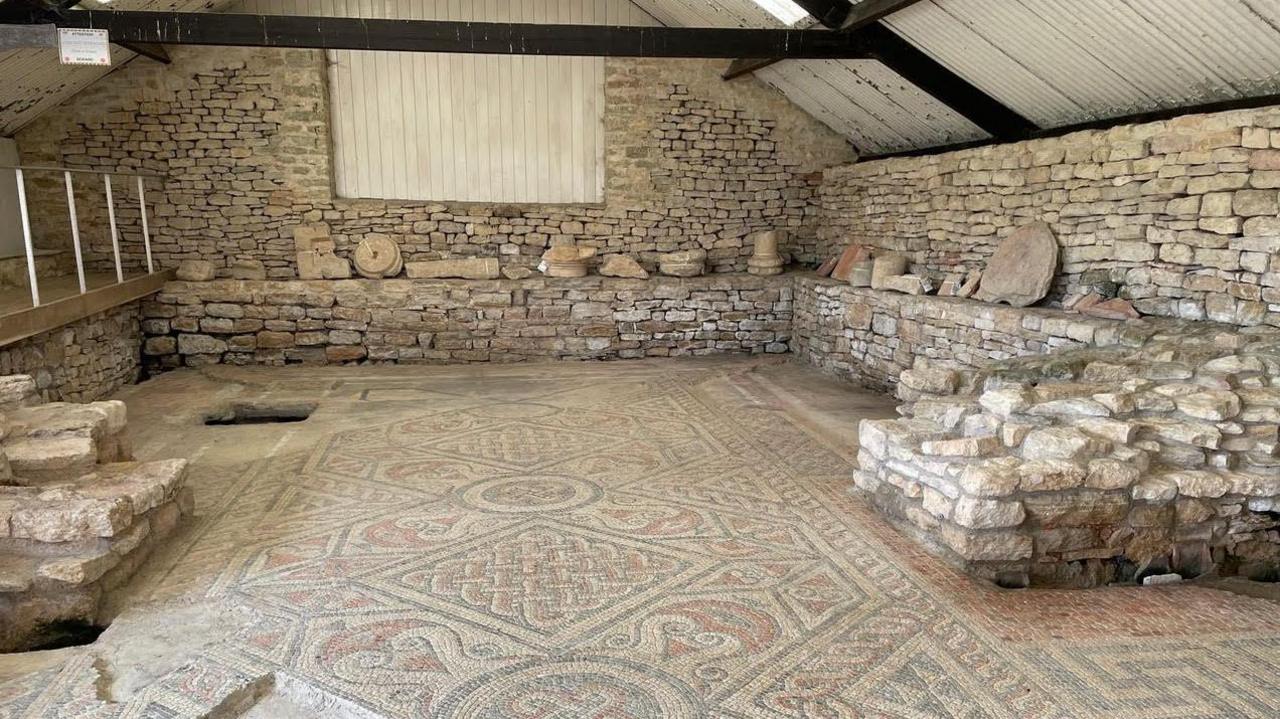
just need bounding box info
[856,322,1280,587]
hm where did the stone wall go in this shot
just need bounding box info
[0,302,142,402]
[818,106,1280,326]
[139,274,791,370]
[792,276,1138,392]
[16,48,853,278]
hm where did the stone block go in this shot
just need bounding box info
[405,258,500,280]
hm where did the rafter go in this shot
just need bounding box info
[725,0,924,79]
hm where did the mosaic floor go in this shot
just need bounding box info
[2,358,1279,717]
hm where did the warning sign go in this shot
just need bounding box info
[58,28,110,66]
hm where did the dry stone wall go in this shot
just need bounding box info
[0,302,142,402]
[139,275,791,370]
[792,276,1137,392]
[857,323,1280,588]
[818,106,1280,327]
[16,48,852,278]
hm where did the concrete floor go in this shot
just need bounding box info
[2,357,1279,717]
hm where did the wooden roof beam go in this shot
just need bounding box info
[35,9,887,59]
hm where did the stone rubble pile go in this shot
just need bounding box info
[856,321,1280,587]
[0,375,191,652]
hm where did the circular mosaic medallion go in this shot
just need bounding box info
[438,656,705,719]
[457,475,602,514]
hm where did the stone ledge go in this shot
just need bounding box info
[141,272,796,370]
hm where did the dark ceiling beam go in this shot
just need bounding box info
[35,9,883,59]
[856,23,1036,140]
[724,0,924,79]
[790,0,851,29]
[115,40,169,63]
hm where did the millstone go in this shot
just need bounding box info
[353,235,403,278]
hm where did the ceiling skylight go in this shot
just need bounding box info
[751,0,810,26]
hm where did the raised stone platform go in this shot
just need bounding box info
[857,322,1280,587]
[139,274,793,370]
[0,374,191,652]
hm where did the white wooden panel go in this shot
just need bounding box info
[239,0,657,203]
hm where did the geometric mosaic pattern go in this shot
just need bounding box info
[3,359,1280,717]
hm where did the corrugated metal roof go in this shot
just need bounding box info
[4,0,1280,154]
[756,59,987,154]
[0,1,238,136]
[884,0,1280,128]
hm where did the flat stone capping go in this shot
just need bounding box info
[793,274,1166,392]
[140,272,794,369]
[0,271,174,348]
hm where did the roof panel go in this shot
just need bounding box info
[885,0,1280,128]
[757,59,988,155]
[0,0,244,136]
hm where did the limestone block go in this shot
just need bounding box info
[1131,476,1178,504]
[1021,428,1109,461]
[175,260,217,282]
[4,435,97,482]
[37,548,121,586]
[1017,459,1087,492]
[501,266,534,280]
[1166,470,1230,499]
[975,222,1058,307]
[1028,398,1111,418]
[940,524,1033,562]
[599,255,649,279]
[10,497,133,542]
[919,435,1001,458]
[1086,458,1142,490]
[979,387,1034,417]
[957,458,1022,497]
[1072,417,1136,444]
[899,367,959,395]
[880,274,934,295]
[405,258,500,280]
[1175,391,1241,421]
[0,376,38,412]
[953,496,1027,529]
[1023,491,1130,527]
[658,250,707,278]
[870,254,908,289]
[177,334,227,355]
[228,260,267,280]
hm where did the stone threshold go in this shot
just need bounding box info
[0,270,174,348]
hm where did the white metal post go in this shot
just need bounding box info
[15,168,39,307]
[64,171,87,294]
[136,175,153,274]
[104,174,123,283]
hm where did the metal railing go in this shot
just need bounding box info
[3,165,165,308]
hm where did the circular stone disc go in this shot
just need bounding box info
[353,235,402,278]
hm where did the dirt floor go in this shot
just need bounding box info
[1,356,1278,717]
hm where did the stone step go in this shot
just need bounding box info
[0,541,122,593]
[4,435,98,483]
[4,459,188,543]
[3,401,133,484]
